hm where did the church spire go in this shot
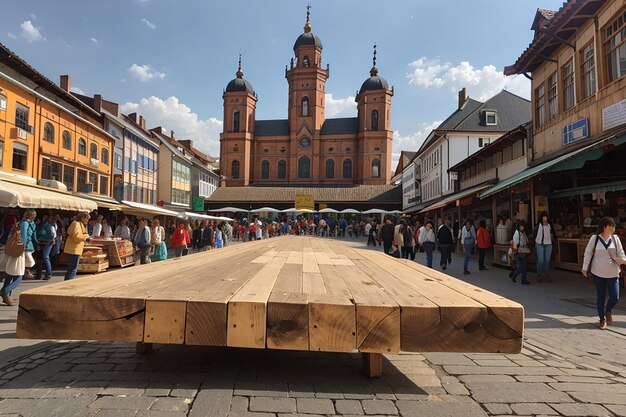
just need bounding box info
[304,4,311,33]
[236,54,243,79]
[370,44,378,76]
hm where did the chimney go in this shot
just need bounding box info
[128,112,138,123]
[139,115,146,130]
[179,140,193,149]
[458,87,468,109]
[170,130,175,139]
[60,75,71,93]
[93,94,102,112]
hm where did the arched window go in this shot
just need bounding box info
[233,110,240,132]
[298,156,310,179]
[277,160,287,179]
[101,148,109,165]
[371,159,381,178]
[325,159,335,179]
[43,122,54,143]
[343,159,353,179]
[231,160,240,179]
[62,131,72,150]
[261,160,270,179]
[301,97,309,117]
[78,138,87,156]
[303,56,310,67]
[371,110,379,131]
[90,143,98,160]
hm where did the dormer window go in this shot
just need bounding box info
[485,111,497,126]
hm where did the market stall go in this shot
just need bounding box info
[89,238,135,268]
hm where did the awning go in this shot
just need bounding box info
[552,180,626,199]
[362,208,387,215]
[420,183,493,213]
[0,180,97,211]
[121,200,179,217]
[480,135,626,199]
[319,208,340,214]
[209,206,249,213]
[74,193,124,210]
[251,207,281,213]
[340,208,361,214]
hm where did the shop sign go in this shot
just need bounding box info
[603,99,626,131]
[295,194,314,211]
[458,196,474,207]
[192,197,204,212]
[562,118,588,146]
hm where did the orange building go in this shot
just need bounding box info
[219,9,394,188]
[0,43,114,196]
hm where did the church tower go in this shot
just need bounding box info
[285,6,329,181]
[356,45,393,185]
[220,56,257,186]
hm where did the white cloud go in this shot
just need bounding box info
[120,96,223,157]
[29,13,37,21]
[19,20,45,43]
[407,57,530,101]
[7,32,17,39]
[127,64,165,82]
[70,86,85,95]
[391,120,442,172]
[90,37,98,44]
[324,94,357,118]
[141,18,156,29]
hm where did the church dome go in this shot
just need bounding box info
[358,45,389,95]
[293,32,323,51]
[225,56,254,94]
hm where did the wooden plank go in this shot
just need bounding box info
[286,251,303,264]
[308,294,356,352]
[143,299,186,344]
[302,272,326,294]
[302,250,320,273]
[363,352,383,377]
[227,257,287,348]
[267,292,309,350]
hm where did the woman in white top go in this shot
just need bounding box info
[418,222,436,268]
[151,217,167,261]
[101,218,113,238]
[582,217,626,330]
[510,222,532,285]
[534,212,557,282]
[114,217,131,240]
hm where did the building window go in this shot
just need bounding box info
[298,156,310,179]
[11,143,27,171]
[371,110,379,131]
[42,158,63,181]
[325,159,335,179]
[485,111,497,125]
[479,138,484,148]
[0,93,6,110]
[301,97,309,117]
[77,169,88,192]
[562,59,575,111]
[101,148,109,165]
[43,122,54,143]
[15,103,29,131]
[343,159,352,179]
[535,84,546,126]
[0,140,3,167]
[277,160,286,179]
[231,160,240,179]
[90,143,98,160]
[233,110,240,132]
[547,72,558,119]
[89,172,99,193]
[303,56,310,67]
[261,160,270,179]
[100,175,108,196]
[78,138,86,156]
[63,166,74,191]
[62,131,72,150]
[371,159,381,178]
[604,10,626,83]
[581,43,596,99]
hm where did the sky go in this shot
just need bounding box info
[1,0,566,170]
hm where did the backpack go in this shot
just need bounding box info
[402,226,412,244]
[4,223,25,257]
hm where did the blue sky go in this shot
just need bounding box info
[2,0,565,168]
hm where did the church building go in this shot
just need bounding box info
[208,9,401,211]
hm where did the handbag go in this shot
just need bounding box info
[4,224,25,257]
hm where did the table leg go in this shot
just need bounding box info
[136,342,153,354]
[363,352,383,377]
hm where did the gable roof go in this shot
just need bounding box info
[320,117,359,135]
[393,151,417,177]
[255,120,289,136]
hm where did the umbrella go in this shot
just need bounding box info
[209,206,249,213]
[251,207,281,213]
[280,207,297,213]
[387,210,403,214]
[296,208,316,213]
[362,208,387,215]
[340,209,360,214]
[319,208,340,213]
[216,216,234,222]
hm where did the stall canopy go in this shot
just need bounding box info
[251,207,281,213]
[0,180,97,211]
[340,208,361,214]
[420,183,493,213]
[551,180,626,199]
[319,208,340,214]
[217,216,235,222]
[210,206,249,213]
[75,193,124,211]
[362,208,387,214]
[121,200,179,217]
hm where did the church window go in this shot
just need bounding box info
[302,97,309,117]
[298,156,310,179]
[371,110,379,131]
[231,160,240,179]
[277,160,287,179]
[233,110,240,132]
[343,159,353,179]
[303,56,310,67]
[371,159,381,178]
[325,159,335,179]
[261,160,270,179]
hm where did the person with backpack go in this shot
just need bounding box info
[1,210,38,306]
[476,219,492,271]
[63,212,90,281]
[400,220,414,260]
[461,219,477,275]
[437,217,455,271]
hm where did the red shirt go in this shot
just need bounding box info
[477,227,491,249]
[171,227,190,248]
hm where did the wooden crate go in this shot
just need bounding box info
[77,260,109,273]
[90,239,135,268]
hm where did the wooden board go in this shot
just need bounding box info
[17,236,524,358]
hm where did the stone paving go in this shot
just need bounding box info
[0,238,625,416]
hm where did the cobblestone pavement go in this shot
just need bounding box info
[1,238,625,417]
